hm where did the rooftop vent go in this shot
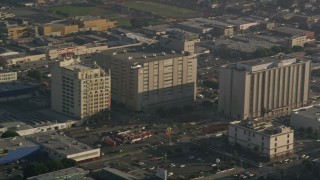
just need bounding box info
[162,52,166,56]
[171,50,176,54]
[152,53,157,57]
[128,56,133,60]
[112,52,117,55]
[123,50,127,54]
[142,55,147,59]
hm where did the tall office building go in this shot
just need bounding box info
[94,46,197,111]
[219,55,311,120]
[51,56,111,119]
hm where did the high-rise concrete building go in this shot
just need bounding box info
[51,57,111,119]
[94,46,197,111]
[219,55,311,120]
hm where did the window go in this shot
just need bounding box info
[287,134,290,138]
[261,142,264,146]
[275,137,277,141]
[275,143,277,147]
[253,133,255,137]
[235,128,237,132]
[262,136,264,140]
[287,145,290,149]
[244,130,246,134]
[274,149,277,153]
[287,140,289,144]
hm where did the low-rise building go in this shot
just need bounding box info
[28,132,100,162]
[0,81,40,102]
[0,71,17,83]
[229,120,294,160]
[72,15,117,31]
[271,27,315,47]
[39,22,79,37]
[27,167,89,180]
[0,137,39,165]
[291,105,320,133]
[3,25,28,40]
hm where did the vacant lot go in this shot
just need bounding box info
[124,1,201,19]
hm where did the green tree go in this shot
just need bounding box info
[46,160,63,171]
[27,70,42,80]
[130,18,149,28]
[61,158,76,168]
[23,162,48,178]
[1,130,20,138]
[292,46,304,52]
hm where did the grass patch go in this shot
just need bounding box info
[124,1,201,19]
[45,5,118,17]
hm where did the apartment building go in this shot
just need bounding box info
[0,71,17,83]
[51,56,111,119]
[219,55,311,120]
[229,120,294,160]
[94,46,197,111]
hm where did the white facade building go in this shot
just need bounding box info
[229,120,294,160]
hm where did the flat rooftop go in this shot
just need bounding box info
[27,132,97,156]
[0,121,32,131]
[99,45,191,64]
[292,105,320,119]
[222,54,308,72]
[272,27,308,36]
[0,136,38,150]
[63,64,93,71]
[27,167,89,180]
[230,120,293,135]
[0,81,39,92]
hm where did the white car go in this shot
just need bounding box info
[180,164,186,168]
[168,172,173,176]
[170,163,176,167]
[211,164,217,167]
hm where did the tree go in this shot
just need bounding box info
[292,46,304,52]
[27,70,42,81]
[1,130,20,138]
[23,162,48,178]
[46,160,63,171]
[130,18,149,28]
[61,158,76,168]
[183,105,194,113]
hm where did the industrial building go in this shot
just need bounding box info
[94,45,197,111]
[0,137,39,165]
[219,55,311,120]
[27,167,89,180]
[0,81,40,102]
[229,120,294,160]
[72,15,117,31]
[51,56,111,119]
[291,105,320,134]
[28,132,100,162]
